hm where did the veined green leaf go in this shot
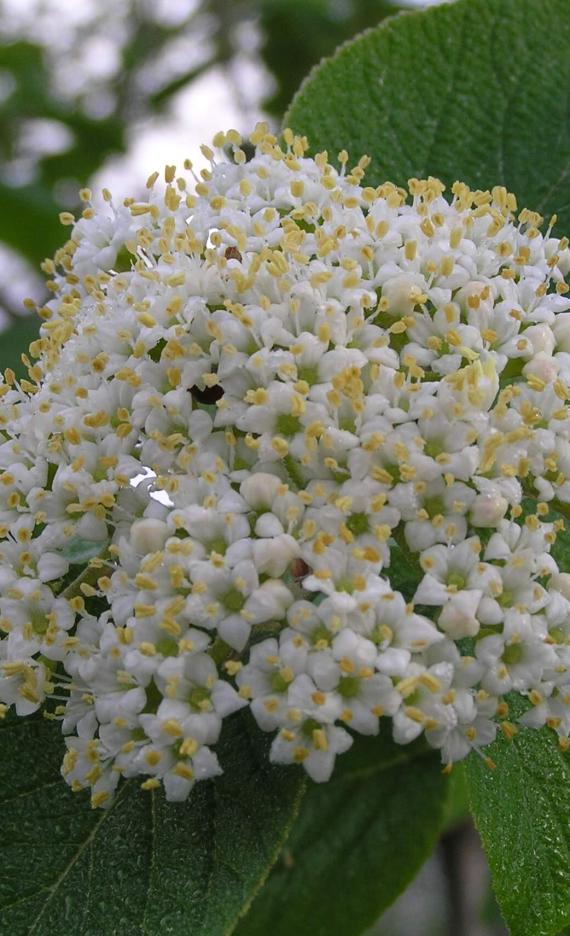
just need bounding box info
[467,698,570,936]
[234,728,447,936]
[287,0,570,233]
[0,711,304,936]
[59,538,106,565]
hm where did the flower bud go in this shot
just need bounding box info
[130,518,169,555]
[558,247,570,276]
[252,535,300,577]
[240,472,282,510]
[469,492,508,528]
[549,572,570,601]
[438,592,482,639]
[246,579,294,622]
[37,552,70,583]
[553,312,570,351]
[455,281,494,315]
[523,323,555,356]
[380,272,427,316]
[254,512,284,537]
[522,351,559,383]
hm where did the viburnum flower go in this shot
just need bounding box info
[2,123,570,807]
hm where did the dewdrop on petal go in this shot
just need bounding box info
[2,125,570,805]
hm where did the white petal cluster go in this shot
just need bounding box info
[2,125,570,806]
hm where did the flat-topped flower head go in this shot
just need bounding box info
[2,124,570,804]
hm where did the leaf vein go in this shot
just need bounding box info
[26,781,131,936]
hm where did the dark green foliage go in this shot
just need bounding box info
[260,0,397,117]
[0,712,304,936]
[287,0,570,235]
[235,729,448,936]
[468,698,570,936]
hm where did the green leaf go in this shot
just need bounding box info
[59,538,106,565]
[0,317,39,377]
[466,697,570,936]
[0,41,125,265]
[233,728,448,936]
[552,503,570,569]
[0,181,63,268]
[260,0,398,118]
[0,711,304,936]
[387,538,422,602]
[442,762,470,831]
[286,0,570,232]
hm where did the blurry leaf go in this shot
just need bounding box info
[0,35,133,267]
[0,710,304,936]
[442,762,469,830]
[467,696,570,936]
[286,0,570,234]
[261,0,397,117]
[0,42,57,123]
[0,180,63,265]
[234,727,447,936]
[0,315,39,376]
[38,113,124,188]
[149,62,212,107]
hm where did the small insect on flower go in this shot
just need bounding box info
[1,124,570,805]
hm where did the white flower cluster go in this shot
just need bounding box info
[2,124,570,807]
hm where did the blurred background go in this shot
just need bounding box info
[0,0,507,933]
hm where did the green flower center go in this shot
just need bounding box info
[301,717,321,738]
[346,512,370,536]
[447,571,466,589]
[502,643,523,665]
[425,439,444,458]
[297,366,319,385]
[156,637,179,657]
[497,590,513,609]
[271,672,290,693]
[208,537,227,555]
[385,463,402,484]
[338,676,360,698]
[223,589,246,612]
[424,496,445,518]
[549,627,566,645]
[189,686,211,709]
[276,413,302,437]
[311,624,332,646]
[30,611,48,635]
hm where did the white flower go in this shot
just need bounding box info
[476,610,558,695]
[270,717,353,782]
[1,126,569,802]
